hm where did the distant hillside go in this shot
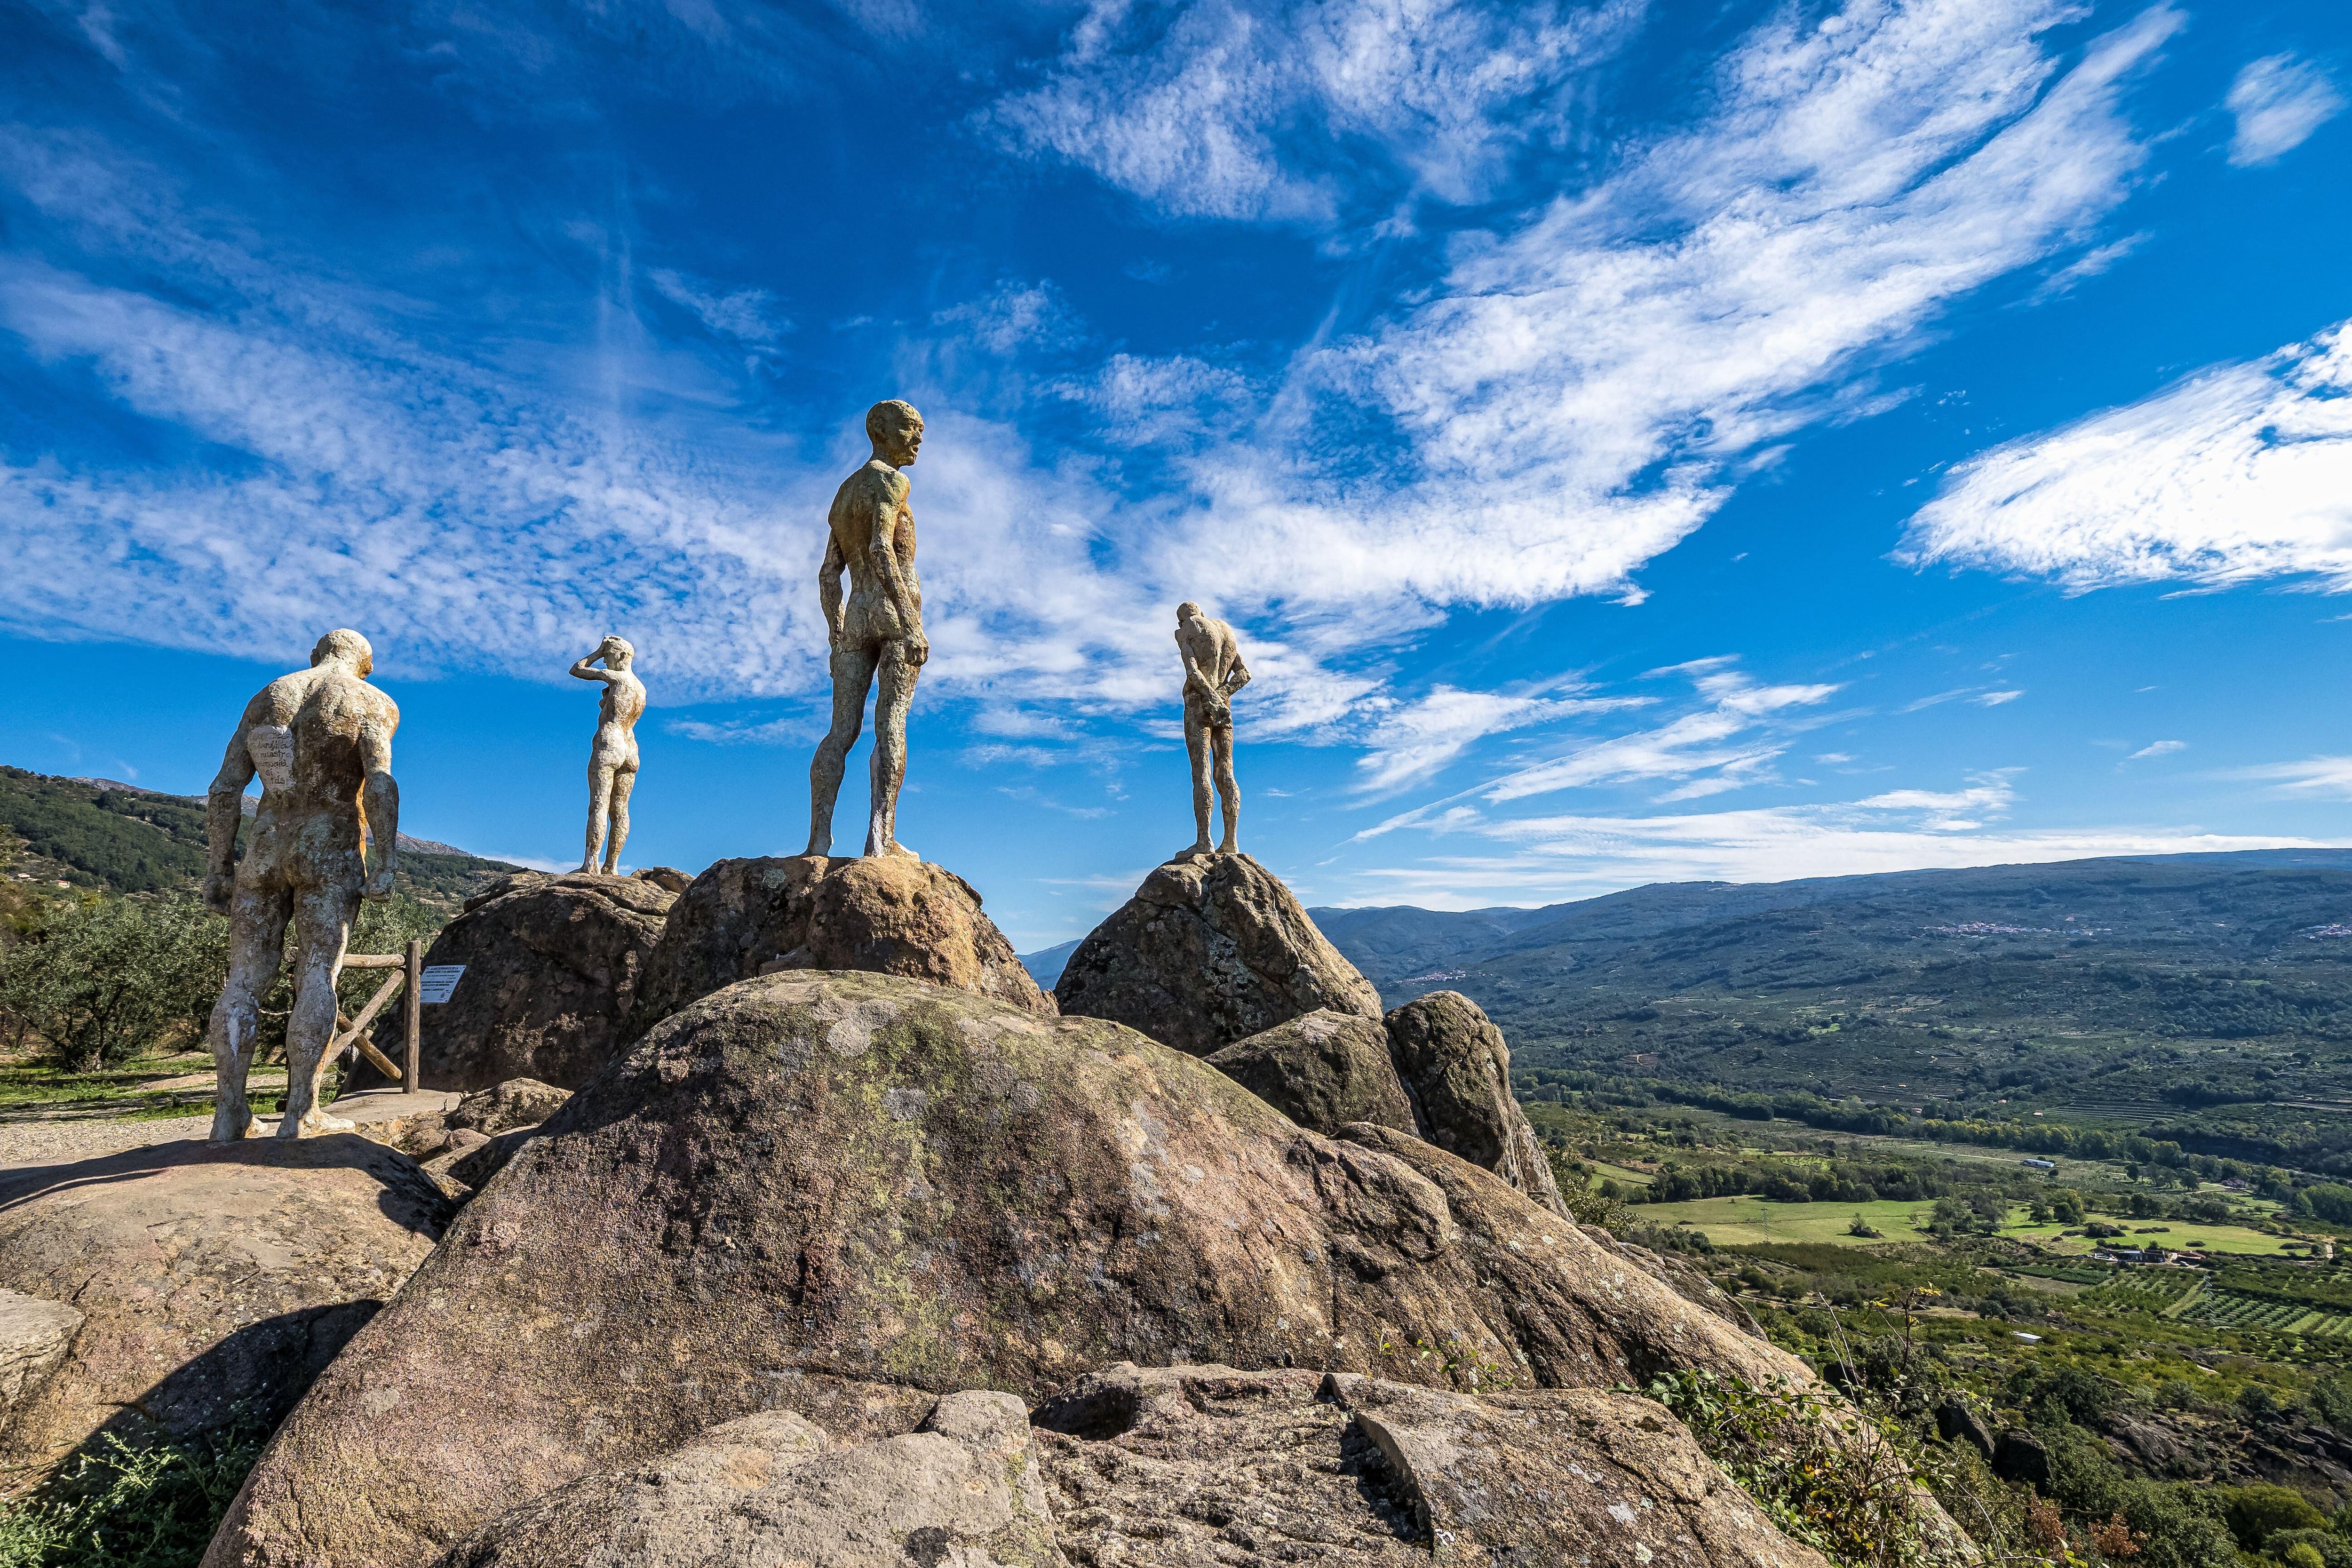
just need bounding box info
[0,766,519,910]
[1292,852,2352,1173]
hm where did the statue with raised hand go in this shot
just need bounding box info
[571,635,645,875]
[1176,601,1250,854]
[806,399,928,860]
[201,629,400,1141]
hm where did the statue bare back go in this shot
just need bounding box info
[1176,601,1250,854]
[571,635,644,875]
[202,629,400,1141]
[806,399,929,860]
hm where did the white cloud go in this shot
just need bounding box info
[2235,756,2352,800]
[1899,321,2352,592]
[1343,775,2325,904]
[1351,684,1645,793]
[1479,662,1838,803]
[1158,0,2184,614]
[648,269,792,346]
[2130,739,2185,759]
[986,0,1645,220]
[2226,54,2345,167]
[1975,688,2025,706]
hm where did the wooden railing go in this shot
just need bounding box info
[328,939,425,1092]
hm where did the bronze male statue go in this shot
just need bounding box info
[1176,601,1250,854]
[202,629,401,1140]
[806,399,928,860]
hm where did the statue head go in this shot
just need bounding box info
[598,634,635,669]
[310,629,374,678]
[1176,601,1202,626]
[865,399,924,467]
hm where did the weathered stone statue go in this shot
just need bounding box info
[201,629,401,1140]
[806,399,927,860]
[1176,602,1250,854]
[571,636,644,875]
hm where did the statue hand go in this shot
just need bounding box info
[202,872,235,916]
[361,867,395,903]
[904,629,930,668]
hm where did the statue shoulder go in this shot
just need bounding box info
[833,462,907,519]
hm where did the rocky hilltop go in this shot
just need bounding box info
[0,847,1963,1566]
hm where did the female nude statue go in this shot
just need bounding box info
[571,635,645,875]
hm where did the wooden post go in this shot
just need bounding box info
[404,938,423,1094]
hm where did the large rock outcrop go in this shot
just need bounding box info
[1055,851,1381,1056]
[0,1137,449,1480]
[211,970,1805,1568]
[1204,1009,1417,1137]
[1035,1363,1834,1567]
[0,1288,81,1444]
[354,872,676,1092]
[628,855,1051,1036]
[1385,990,1568,1218]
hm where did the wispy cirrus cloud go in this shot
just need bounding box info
[1480,661,1840,803]
[2130,739,2185,759]
[2234,756,2352,799]
[2226,54,2345,167]
[1340,773,2321,905]
[1899,321,2352,593]
[1350,684,1646,795]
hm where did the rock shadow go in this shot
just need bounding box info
[0,1133,452,1238]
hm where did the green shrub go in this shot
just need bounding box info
[0,897,225,1071]
[0,1418,264,1568]
[2219,1483,2328,1552]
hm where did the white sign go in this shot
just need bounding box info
[418,965,467,1004]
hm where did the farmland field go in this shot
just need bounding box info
[1641,1198,2309,1255]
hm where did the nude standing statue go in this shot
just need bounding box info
[1176,601,1251,854]
[571,635,645,875]
[201,629,400,1141]
[806,399,928,860]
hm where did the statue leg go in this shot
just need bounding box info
[278,880,360,1138]
[581,761,612,874]
[807,645,879,857]
[1212,720,1240,854]
[603,764,636,875]
[1184,708,1215,854]
[866,641,921,860]
[207,879,291,1142]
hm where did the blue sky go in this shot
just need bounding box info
[4,0,2351,949]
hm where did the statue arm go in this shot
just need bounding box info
[1222,651,1252,697]
[202,721,256,914]
[569,655,619,685]
[818,532,846,648]
[358,711,399,902]
[867,484,927,665]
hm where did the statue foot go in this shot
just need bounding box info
[279,1109,357,1139]
[1188,839,1214,856]
[208,1104,253,1143]
[804,838,832,859]
[1218,838,1239,855]
[868,838,920,862]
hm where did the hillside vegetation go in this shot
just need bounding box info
[0,766,518,911]
[1311,852,2352,1178]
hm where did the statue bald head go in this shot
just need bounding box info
[866,399,923,467]
[598,634,635,669]
[1176,602,1202,624]
[310,629,374,677]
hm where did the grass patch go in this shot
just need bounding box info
[0,1418,265,1568]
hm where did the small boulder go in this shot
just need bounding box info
[628,855,1052,1036]
[1937,1396,1997,1460]
[447,1078,571,1137]
[0,1137,448,1480]
[1993,1428,2051,1488]
[0,1288,82,1437]
[355,872,676,1092]
[432,1392,1059,1568]
[1055,851,1381,1057]
[631,866,694,895]
[1205,1010,1416,1136]
[1384,991,1567,1218]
